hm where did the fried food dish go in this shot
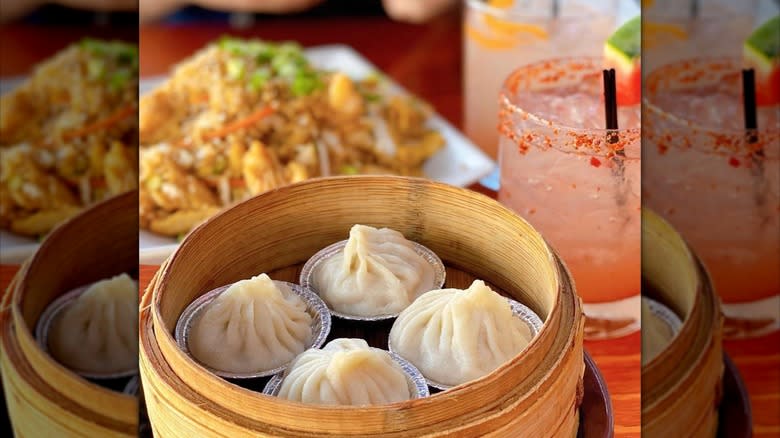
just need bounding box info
[0,39,138,237]
[139,37,444,236]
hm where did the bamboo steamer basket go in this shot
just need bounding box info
[0,191,139,437]
[641,209,724,437]
[140,176,586,437]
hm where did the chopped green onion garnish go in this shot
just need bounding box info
[116,46,138,66]
[213,155,227,174]
[218,36,246,55]
[271,52,307,78]
[291,72,323,96]
[341,165,359,175]
[109,69,132,91]
[242,40,262,55]
[80,38,107,55]
[256,44,277,63]
[226,58,246,81]
[275,62,299,78]
[87,59,106,80]
[245,41,277,63]
[80,38,137,63]
[219,36,283,62]
[362,92,382,102]
[365,71,385,83]
[249,67,272,91]
[146,176,162,190]
[277,41,303,55]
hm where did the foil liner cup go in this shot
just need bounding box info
[300,240,446,321]
[262,349,430,401]
[388,297,544,391]
[643,296,683,335]
[35,284,139,380]
[175,280,331,379]
[123,375,140,396]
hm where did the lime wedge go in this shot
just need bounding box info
[605,16,641,106]
[744,15,779,73]
[606,16,640,64]
[744,15,779,106]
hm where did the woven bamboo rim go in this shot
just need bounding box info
[0,191,139,437]
[140,176,585,437]
[641,209,724,436]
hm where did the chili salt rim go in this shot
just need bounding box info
[175,280,332,379]
[643,56,780,157]
[498,56,641,158]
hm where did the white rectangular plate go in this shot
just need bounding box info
[1,77,38,264]
[0,231,39,265]
[0,45,494,264]
[138,44,494,264]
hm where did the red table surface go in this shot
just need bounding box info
[0,11,777,438]
[0,25,138,78]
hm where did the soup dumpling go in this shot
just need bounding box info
[277,338,412,406]
[313,224,435,317]
[48,273,138,374]
[189,274,312,374]
[389,280,533,387]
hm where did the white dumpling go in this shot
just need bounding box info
[313,224,435,317]
[641,298,674,365]
[277,338,412,406]
[48,273,138,374]
[389,280,533,387]
[189,274,312,374]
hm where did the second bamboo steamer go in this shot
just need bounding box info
[0,191,139,437]
[641,209,724,437]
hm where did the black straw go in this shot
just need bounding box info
[742,69,758,141]
[690,0,700,19]
[603,68,627,209]
[603,68,619,137]
[743,68,767,212]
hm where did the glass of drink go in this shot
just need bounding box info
[643,0,757,72]
[463,0,618,160]
[644,57,780,338]
[497,57,641,339]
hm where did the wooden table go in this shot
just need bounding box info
[1,10,778,438]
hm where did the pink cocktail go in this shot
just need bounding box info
[644,58,780,338]
[497,57,641,339]
[463,0,617,159]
